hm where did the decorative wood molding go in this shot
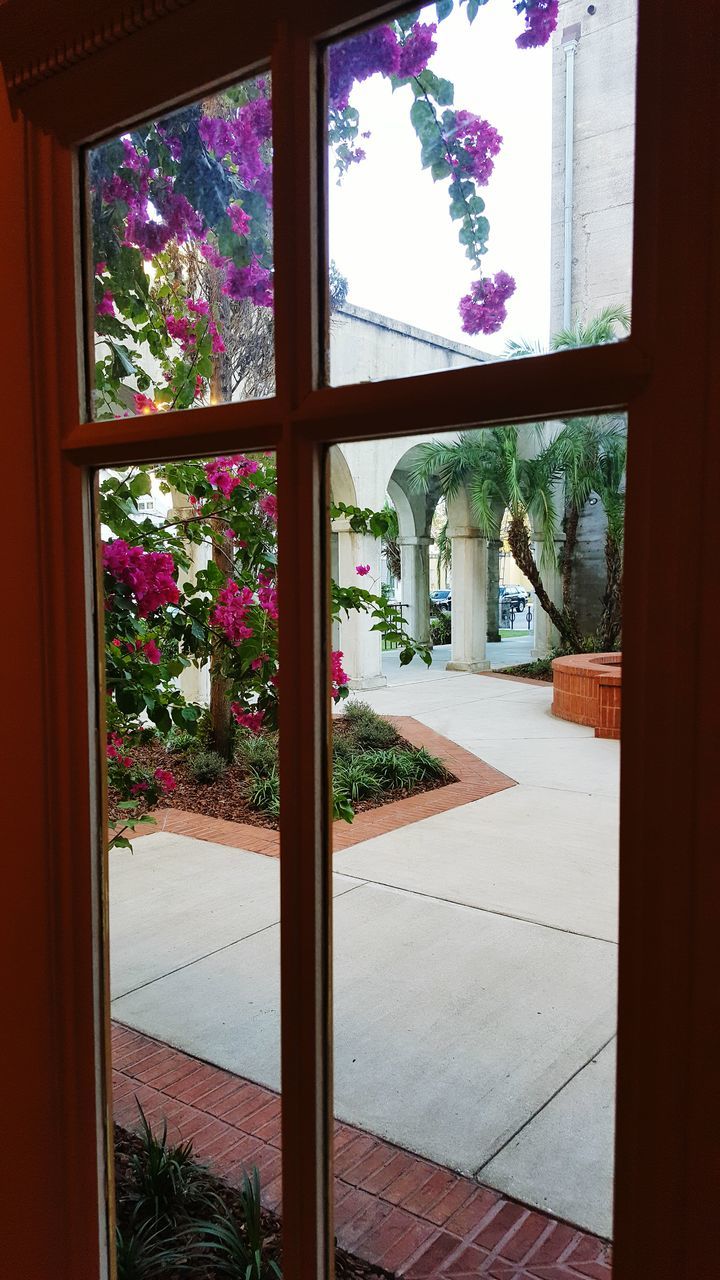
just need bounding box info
[1,0,197,95]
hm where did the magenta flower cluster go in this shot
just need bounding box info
[211,581,255,645]
[331,650,349,701]
[204,454,260,497]
[257,571,279,622]
[515,0,559,49]
[125,637,162,664]
[198,89,272,200]
[328,21,437,111]
[458,271,517,336]
[230,704,266,735]
[167,298,225,356]
[450,111,503,186]
[103,539,180,617]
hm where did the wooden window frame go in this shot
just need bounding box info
[0,2,717,1278]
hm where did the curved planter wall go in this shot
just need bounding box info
[551,653,622,740]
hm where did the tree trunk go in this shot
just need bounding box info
[560,503,580,615]
[506,515,581,651]
[598,533,623,650]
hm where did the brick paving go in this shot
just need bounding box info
[126,718,516,857]
[112,1023,611,1278]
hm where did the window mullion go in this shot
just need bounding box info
[273,24,334,1280]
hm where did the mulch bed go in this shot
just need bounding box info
[496,663,553,683]
[109,731,457,830]
[115,1123,395,1280]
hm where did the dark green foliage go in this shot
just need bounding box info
[116,1218,188,1280]
[129,1104,206,1226]
[334,758,386,803]
[430,600,452,644]
[235,728,279,774]
[166,729,197,754]
[342,700,398,749]
[116,1108,280,1279]
[245,767,280,817]
[190,750,227,784]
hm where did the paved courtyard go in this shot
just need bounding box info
[111,667,618,1239]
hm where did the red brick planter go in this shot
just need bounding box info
[551,653,622,740]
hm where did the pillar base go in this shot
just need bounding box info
[445,660,491,673]
[348,675,387,690]
[531,647,551,660]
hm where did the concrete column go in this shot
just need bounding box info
[532,537,564,658]
[446,528,490,672]
[398,535,431,645]
[171,495,211,706]
[333,519,386,689]
[486,537,502,643]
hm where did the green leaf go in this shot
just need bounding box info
[110,836,133,850]
[431,158,453,181]
[129,472,152,498]
[436,0,454,19]
[115,684,144,714]
[410,99,436,134]
[434,77,454,106]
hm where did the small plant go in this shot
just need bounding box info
[116,1218,187,1280]
[363,749,418,791]
[331,733,355,764]
[245,767,280,817]
[166,729,197,754]
[406,746,448,782]
[129,1103,205,1225]
[195,1169,280,1279]
[190,750,227,784]
[333,758,384,803]
[235,729,279,774]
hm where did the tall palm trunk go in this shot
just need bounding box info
[598,533,623,650]
[560,503,579,616]
[506,515,581,650]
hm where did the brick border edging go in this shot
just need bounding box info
[112,1022,612,1279]
[118,719,516,857]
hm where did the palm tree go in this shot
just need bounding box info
[409,427,583,650]
[507,307,630,632]
[594,431,626,649]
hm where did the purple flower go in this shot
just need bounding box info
[459,272,516,336]
[397,22,437,79]
[515,0,559,49]
[355,564,371,576]
[328,26,401,111]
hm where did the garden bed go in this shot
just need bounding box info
[115,1122,394,1280]
[109,702,456,831]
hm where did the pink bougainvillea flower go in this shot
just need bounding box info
[130,782,149,796]
[142,639,162,664]
[154,768,176,793]
[230,703,266,735]
[96,290,116,317]
[111,638,122,647]
[95,261,107,275]
[355,564,371,576]
[133,393,158,415]
[259,493,278,521]
[331,649,349,701]
[103,539,180,617]
[211,580,255,645]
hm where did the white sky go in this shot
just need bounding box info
[328,2,552,357]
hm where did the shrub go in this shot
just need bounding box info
[129,1103,204,1225]
[245,767,280,817]
[331,733,356,764]
[406,746,448,782]
[235,728,279,774]
[342,700,398,749]
[430,600,452,644]
[190,751,227,784]
[362,748,418,790]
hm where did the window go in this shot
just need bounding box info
[1,2,717,1279]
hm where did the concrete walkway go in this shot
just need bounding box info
[111,669,618,1238]
[382,632,535,682]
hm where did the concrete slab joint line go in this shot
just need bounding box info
[110,1024,613,1278]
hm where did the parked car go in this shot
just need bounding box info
[499,585,528,612]
[430,589,452,611]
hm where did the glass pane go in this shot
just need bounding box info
[326,1,636,384]
[329,414,624,1274]
[102,452,283,1271]
[87,73,274,421]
